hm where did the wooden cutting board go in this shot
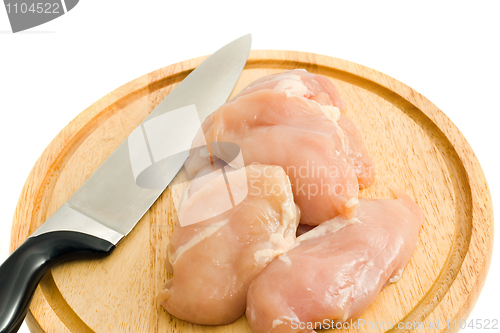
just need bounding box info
[10,50,493,333]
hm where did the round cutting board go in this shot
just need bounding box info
[10,50,493,333]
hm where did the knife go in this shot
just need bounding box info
[0,34,252,333]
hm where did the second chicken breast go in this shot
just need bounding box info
[159,164,300,325]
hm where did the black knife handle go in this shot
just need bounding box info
[0,231,115,333]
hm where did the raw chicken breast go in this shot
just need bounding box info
[158,164,300,325]
[229,69,375,188]
[185,70,375,224]
[205,89,359,223]
[246,189,423,333]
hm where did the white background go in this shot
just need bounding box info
[1,1,498,332]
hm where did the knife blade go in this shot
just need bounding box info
[0,34,252,333]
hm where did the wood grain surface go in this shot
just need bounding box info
[10,50,493,333]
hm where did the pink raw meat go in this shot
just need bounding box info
[159,164,300,325]
[185,70,375,224]
[246,189,423,333]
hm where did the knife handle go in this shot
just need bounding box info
[0,231,115,333]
